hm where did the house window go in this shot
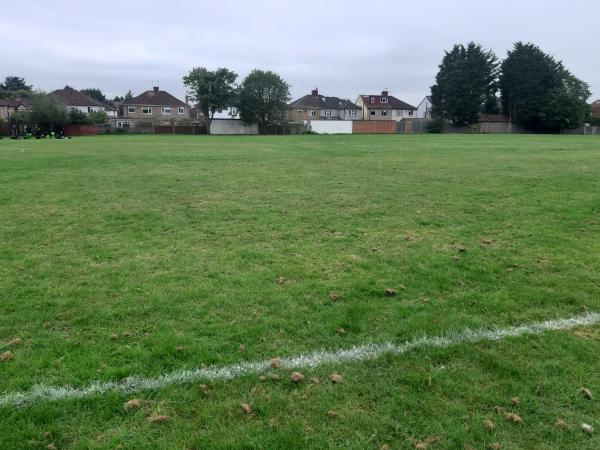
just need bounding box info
[349,110,357,117]
[396,110,403,117]
[297,109,303,116]
[87,106,95,113]
[142,107,152,115]
[408,110,414,116]
[370,97,375,104]
[116,120,132,129]
[325,110,331,117]
[370,110,376,116]
[161,107,172,115]
[382,110,389,117]
[178,107,185,115]
[381,97,388,103]
[127,107,135,114]
[308,109,316,117]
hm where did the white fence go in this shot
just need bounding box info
[210,119,259,135]
[309,120,353,134]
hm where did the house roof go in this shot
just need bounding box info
[360,94,416,110]
[592,100,600,116]
[49,87,104,107]
[123,88,187,107]
[289,93,361,110]
[0,96,29,108]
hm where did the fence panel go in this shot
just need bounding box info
[352,121,396,134]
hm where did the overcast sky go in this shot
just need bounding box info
[1,0,598,105]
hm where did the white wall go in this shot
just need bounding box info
[210,119,258,135]
[309,120,353,134]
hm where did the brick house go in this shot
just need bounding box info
[0,97,29,120]
[49,86,106,114]
[355,90,416,121]
[592,100,600,118]
[288,89,362,122]
[117,87,189,128]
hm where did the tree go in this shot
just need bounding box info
[68,110,90,125]
[183,67,238,134]
[238,69,290,129]
[430,42,499,126]
[81,88,108,104]
[1,76,32,92]
[28,94,68,132]
[499,42,590,132]
[87,110,108,125]
[113,90,133,103]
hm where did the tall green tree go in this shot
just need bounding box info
[238,69,290,128]
[183,67,238,134]
[430,42,499,126]
[81,88,108,104]
[27,94,68,132]
[499,42,590,132]
[1,76,32,92]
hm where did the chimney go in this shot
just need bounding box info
[153,86,159,94]
[381,90,389,97]
[311,88,318,96]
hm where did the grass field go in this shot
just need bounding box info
[1,134,600,449]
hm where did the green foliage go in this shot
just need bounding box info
[87,110,108,125]
[238,69,290,127]
[0,76,32,92]
[183,67,238,133]
[590,116,600,126]
[81,88,108,104]
[112,90,133,103]
[430,42,499,126]
[426,116,446,133]
[27,94,68,130]
[68,110,90,125]
[499,42,591,132]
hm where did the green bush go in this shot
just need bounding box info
[426,116,446,133]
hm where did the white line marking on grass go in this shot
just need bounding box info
[1,312,599,408]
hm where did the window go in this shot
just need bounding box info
[178,107,185,115]
[87,106,95,113]
[325,109,331,117]
[381,97,388,103]
[396,110,403,117]
[382,110,389,117]
[297,109,303,116]
[142,107,152,115]
[349,110,357,117]
[116,120,132,129]
[370,110,376,116]
[308,109,316,117]
[370,97,375,104]
[127,107,135,114]
[161,107,172,115]
[408,110,414,116]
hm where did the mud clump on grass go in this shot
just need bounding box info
[240,403,252,415]
[580,387,593,399]
[330,373,343,384]
[270,358,282,369]
[555,418,567,430]
[147,415,169,423]
[511,396,520,406]
[329,292,338,301]
[1,351,13,362]
[8,338,22,346]
[581,423,593,434]
[504,412,522,424]
[384,288,398,297]
[123,399,141,411]
[327,410,338,418]
[484,419,495,432]
[291,372,304,383]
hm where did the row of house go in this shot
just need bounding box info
[288,89,432,123]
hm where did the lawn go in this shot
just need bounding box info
[1,134,599,449]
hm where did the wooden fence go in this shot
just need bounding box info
[352,121,396,134]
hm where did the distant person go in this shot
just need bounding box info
[10,124,18,139]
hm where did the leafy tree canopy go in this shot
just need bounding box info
[81,88,108,104]
[499,42,590,132]
[238,69,290,127]
[183,67,237,134]
[430,42,499,126]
